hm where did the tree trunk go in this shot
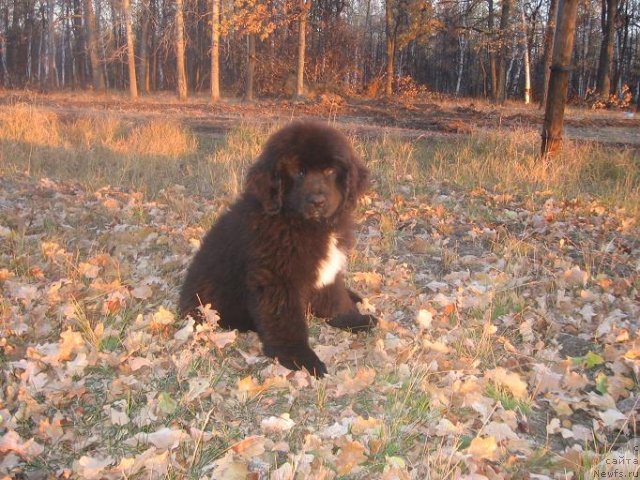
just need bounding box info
[495,0,512,104]
[123,0,137,98]
[385,0,394,96]
[610,1,628,98]
[596,0,617,100]
[245,34,255,101]
[488,0,498,99]
[210,0,220,100]
[541,0,580,158]
[521,2,530,103]
[295,0,307,98]
[540,0,559,107]
[175,0,187,99]
[455,31,465,96]
[0,20,8,86]
[46,0,57,88]
[84,0,104,90]
[139,0,150,93]
[362,0,372,88]
[72,0,85,87]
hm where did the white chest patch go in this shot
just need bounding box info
[315,234,347,289]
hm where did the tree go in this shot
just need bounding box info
[488,0,498,98]
[295,0,309,98]
[540,0,559,107]
[211,0,220,101]
[495,0,513,103]
[139,0,151,93]
[384,0,437,96]
[228,0,277,101]
[385,0,396,96]
[84,0,104,90]
[175,0,188,99]
[520,1,531,103]
[245,33,256,100]
[596,0,618,99]
[541,0,580,157]
[123,0,138,98]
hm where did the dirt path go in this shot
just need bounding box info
[2,90,639,146]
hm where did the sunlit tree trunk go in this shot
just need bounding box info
[295,0,308,98]
[541,0,580,157]
[123,0,137,98]
[84,0,104,90]
[210,0,220,101]
[245,34,255,101]
[175,0,187,99]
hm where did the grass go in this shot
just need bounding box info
[1,104,638,217]
[1,100,637,478]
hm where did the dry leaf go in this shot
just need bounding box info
[467,436,498,461]
[336,440,367,475]
[486,367,528,399]
[335,367,376,396]
[72,455,114,479]
[261,414,295,433]
[230,435,266,459]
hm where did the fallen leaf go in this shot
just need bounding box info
[336,440,367,475]
[335,367,376,396]
[467,436,498,461]
[486,367,528,399]
[261,413,295,433]
[72,455,114,479]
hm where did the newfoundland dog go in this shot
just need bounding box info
[179,121,376,377]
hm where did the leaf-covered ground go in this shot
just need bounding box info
[1,162,639,478]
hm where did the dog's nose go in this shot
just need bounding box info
[307,194,326,209]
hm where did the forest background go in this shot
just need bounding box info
[0,0,638,108]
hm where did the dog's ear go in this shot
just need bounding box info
[245,156,283,215]
[343,152,370,210]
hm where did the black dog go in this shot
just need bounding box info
[179,121,376,377]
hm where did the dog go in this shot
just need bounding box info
[179,121,376,377]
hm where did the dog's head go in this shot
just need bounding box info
[245,121,369,221]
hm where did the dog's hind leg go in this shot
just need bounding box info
[310,274,377,332]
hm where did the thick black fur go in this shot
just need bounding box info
[179,121,376,377]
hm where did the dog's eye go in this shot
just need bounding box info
[297,168,306,178]
[324,168,336,176]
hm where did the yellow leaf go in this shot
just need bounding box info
[486,367,528,399]
[336,440,367,475]
[351,416,383,436]
[230,435,266,459]
[58,328,85,361]
[467,436,498,461]
[152,306,175,325]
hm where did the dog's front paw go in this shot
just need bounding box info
[327,313,377,332]
[263,345,328,378]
